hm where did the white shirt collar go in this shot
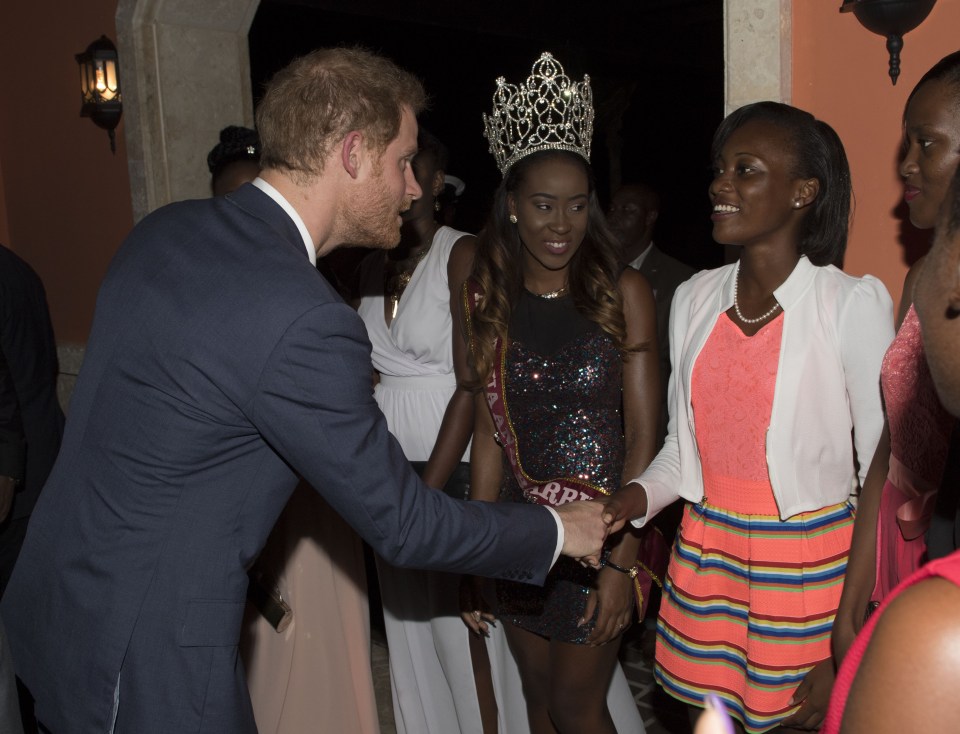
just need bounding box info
[251,178,316,267]
[718,255,815,311]
[628,242,654,270]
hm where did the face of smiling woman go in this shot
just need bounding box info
[508,154,590,285]
[709,118,810,252]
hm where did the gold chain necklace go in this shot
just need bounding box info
[385,246,430,319]
[524,285,568,299]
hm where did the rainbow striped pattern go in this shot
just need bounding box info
[655,500,854,733]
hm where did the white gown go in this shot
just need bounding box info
[357,226,644,734]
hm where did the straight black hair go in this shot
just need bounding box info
[711,101,852,267]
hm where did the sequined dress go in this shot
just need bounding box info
[496,290,625,643]
[871,304,954,601]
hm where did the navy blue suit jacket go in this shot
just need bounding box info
[0,185,556,733]
[0,245,64,523]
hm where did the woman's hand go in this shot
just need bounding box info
[779,659,835,730]
[832,423,889,665]
[831,613,864,667]
[583,565,635,646]
[459,574,497,637]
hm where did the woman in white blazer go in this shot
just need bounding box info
[607,102,894,734]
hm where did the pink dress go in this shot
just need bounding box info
[824,548,960,732]
[871,304,954,601]
[241,484,380,734]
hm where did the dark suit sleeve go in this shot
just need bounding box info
[249,300,557,584]
[0,350,25,482]
[0,250,63,505]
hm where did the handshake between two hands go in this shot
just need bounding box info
[556,482,646,567]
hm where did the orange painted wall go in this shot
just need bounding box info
[3,3,955,340]
[0,1,133,344]
[793,1,960,310]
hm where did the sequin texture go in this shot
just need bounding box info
[496,327,625,643]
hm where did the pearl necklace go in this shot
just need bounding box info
[733,266,781,324]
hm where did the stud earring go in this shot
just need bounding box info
[509,214,518,224]
[793,200,801,208]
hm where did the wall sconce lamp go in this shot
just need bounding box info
[75,36,122,153]
[840,0,936,85]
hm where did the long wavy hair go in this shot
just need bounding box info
[467,150,640,388]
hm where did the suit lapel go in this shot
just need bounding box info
[639,246,663,298]
[639,245,662,280]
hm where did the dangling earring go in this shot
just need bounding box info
[434,200,441,212]
[509,214,518,224]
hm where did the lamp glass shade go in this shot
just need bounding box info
[75,35,123,151]
[75,36,122,109]
[104,60,119,98]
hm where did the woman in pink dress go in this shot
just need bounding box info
[833,49,960,663]
[824,548,960,733]
[828,111,960,734]
[241,489,380,734]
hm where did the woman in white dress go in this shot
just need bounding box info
[357,127,491,734]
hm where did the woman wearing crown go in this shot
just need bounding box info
[459,52,656,733]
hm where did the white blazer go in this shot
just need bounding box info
[632,256,894,524]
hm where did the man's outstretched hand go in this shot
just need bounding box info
[556,500,621,567]
[557,484,649,566]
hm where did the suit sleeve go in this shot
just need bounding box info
[0,254,63,494]
[249,301,557,584]
[0,350,25,482]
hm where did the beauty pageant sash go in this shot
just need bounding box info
[463,280,668,618]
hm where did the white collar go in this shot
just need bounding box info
[719,255,816,311]
[628,242,654,270]
[251,178,316,266]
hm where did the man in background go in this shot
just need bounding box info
[608,182,694,446]
[0,243,63,734]
[0,244,64,594]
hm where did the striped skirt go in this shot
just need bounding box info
[654,477,854,733]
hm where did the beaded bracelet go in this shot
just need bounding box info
[603,560,639,579]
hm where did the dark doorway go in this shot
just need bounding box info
[249,0,725,271]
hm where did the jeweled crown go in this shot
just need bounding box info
[483,52,594,176]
